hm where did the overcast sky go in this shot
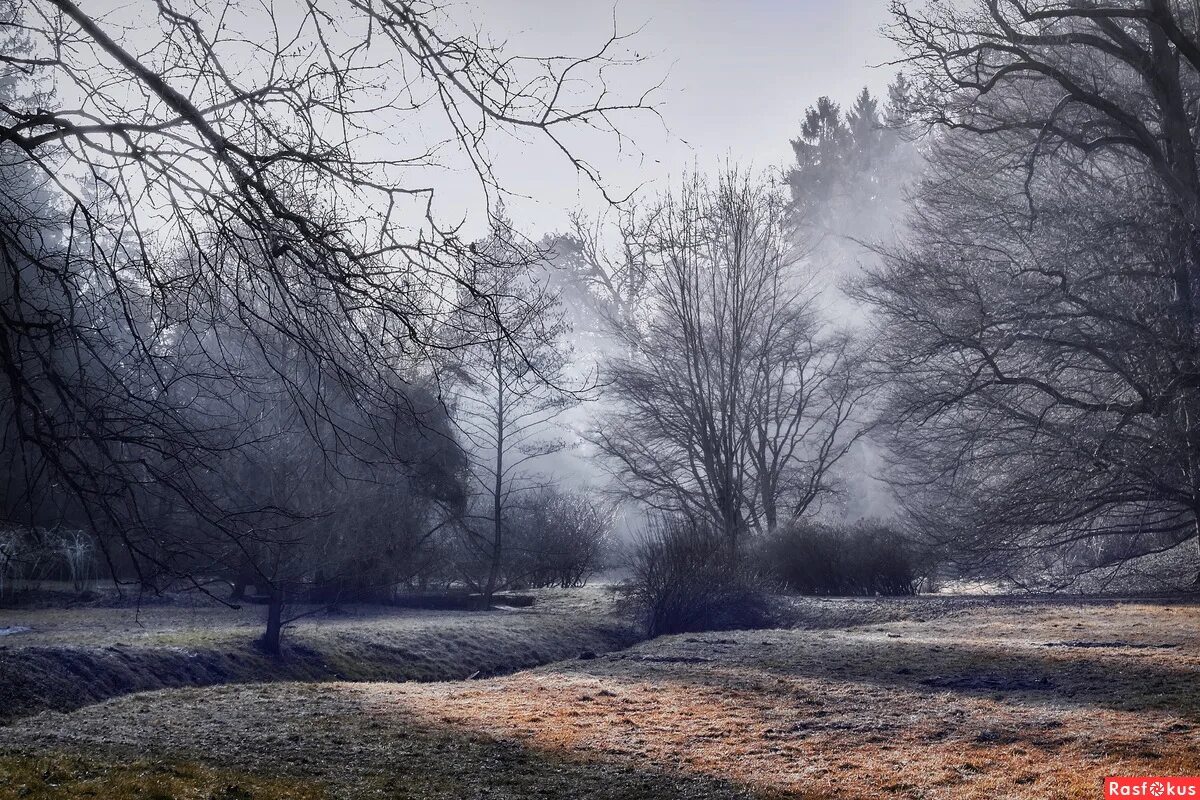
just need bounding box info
[450,0,902,498]
[456,0,902,236]
[72,0,901,243]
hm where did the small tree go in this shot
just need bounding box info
[52,529,95,593]
[0,529,22,599]
[445,220,589,604]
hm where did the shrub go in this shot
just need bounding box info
[508,490,612,589]
[761,521,917,596]
[0,529,23,598]
[0,526,99,598]
[628,517,773,636]
[50,529,96,592]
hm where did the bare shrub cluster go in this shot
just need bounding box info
[628,517,773,636]
[0,527,97,597]
[505,490,613,590]
[758,522,919,596]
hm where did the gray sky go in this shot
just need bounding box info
[443,0,902,501]
[456,0,902,236]
[70,0,901,243]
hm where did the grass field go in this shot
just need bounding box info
[0,587,637,723]
[2,596,1197,799]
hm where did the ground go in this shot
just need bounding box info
[1,596,1197,799]
[0,587,637,722]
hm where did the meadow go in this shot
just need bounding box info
[2,593,1196,799]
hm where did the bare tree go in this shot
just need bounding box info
[594,170,873,558]
[443,218,588,604]
[121,236,468,653]
[546,205,660,337]
[0,0,652,625]
[870,0,1200,581]
[746,316,871,534]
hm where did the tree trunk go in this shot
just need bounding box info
[762,476,778,536]
[1193,518,1200,587]
[483,528,501,607]
[483,349,505,608]
[260,587,284,656]
[229,577,247,603]
[229,558,254,602]
[483,471,503,606]
[723,512,740,569]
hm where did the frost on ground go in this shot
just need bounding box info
[0,586,638,723]
[1,598,1197,799]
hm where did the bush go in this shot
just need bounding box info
[0,526,99,598]
[0,529,25,598]
[628,517,773,636]
[760,521,917,596]
[450,490,613,595]
[508,490,612,589]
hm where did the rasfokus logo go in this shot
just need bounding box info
[1106,778,1200,798]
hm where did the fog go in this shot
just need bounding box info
[6,0,1196,620]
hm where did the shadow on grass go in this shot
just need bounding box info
[0,685,799,800]
[0,751,326,800]
[561,627,1200,721]
[0,613,639,725]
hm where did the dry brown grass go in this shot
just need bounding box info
[2,599,1197,799]
[360,600,1200,799]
